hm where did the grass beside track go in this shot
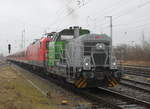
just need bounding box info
[0,65,57,109]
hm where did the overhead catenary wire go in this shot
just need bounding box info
[46,0,94,32]
[112,0,150,21]
[54,0,94,29]
[87,1,142,32]
[93,0,150,30]
[45,0,150,36]
[103,17,150,29]
[114,22,150,32]
[48,0,146,31]
[85,0,127,29]
[102,16,150,33]
[92,0,132,23]
[44,0,74,31]
[89,0,136,26]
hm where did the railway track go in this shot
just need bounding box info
[77,88,148,109]
[108,82,150,104]
[0,61,8,67]
[29,73,150,109]
[13,63,150,109]
[121,78,150,92]
[96,87,150,109]
[123,65,150,77]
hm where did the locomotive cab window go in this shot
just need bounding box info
[61,35,73,40]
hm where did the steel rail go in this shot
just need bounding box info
[124,70,150,77]
[120,81,150,93]
[123,65,150,70]
[98,87,150,108]
[121,78,150,87]
[122,65,150,77]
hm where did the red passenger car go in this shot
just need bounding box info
[26,37,49,67]
[7,37,51,68]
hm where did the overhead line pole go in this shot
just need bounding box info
[21,29,25,49]
[106,16,113,68]
[21,30,23,49]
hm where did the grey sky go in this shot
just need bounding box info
[0,0,150,55]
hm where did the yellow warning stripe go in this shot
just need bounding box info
[108,79,113,87]
[108,79,112,84]
[112,78,118,85]
[108,84,113,87]
[77,79,86,88]
[75,78,87,88]
[111,81,116,87]
[107,78,116,87]
[107,76,119,87]
[81,82,87,88]
[75,78,82,86]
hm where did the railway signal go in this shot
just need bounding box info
[8,44,11,54]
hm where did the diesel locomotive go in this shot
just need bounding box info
[7,26,121,88]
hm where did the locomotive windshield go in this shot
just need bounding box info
[61,35,74,40]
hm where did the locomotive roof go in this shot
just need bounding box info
[59,28,90,36]
[74,33,111,42]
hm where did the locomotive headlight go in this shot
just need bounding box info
[85,63,89,66]
[96,43,105,50]
[112,62,116,66]
[112,57,117,66]
[111,57,117,69]
[83,56,91,70]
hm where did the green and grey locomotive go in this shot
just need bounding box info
[46,26,120,88]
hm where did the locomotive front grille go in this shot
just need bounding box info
[93,53,106,65]
[84,42,109,66]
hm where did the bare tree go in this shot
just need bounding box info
[114,39,150,62]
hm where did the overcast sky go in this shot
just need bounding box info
[0,0,150,55]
